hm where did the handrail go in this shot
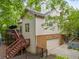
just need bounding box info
[7,37,27,54]
[6,40,23,58]
[6,30,21,49]
[14,30,20,40]
[7,42,24,57]
[7,39,22,53]
[6,29,30,59]
[6,39,19,49]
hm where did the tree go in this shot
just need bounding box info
[0,0,78,35]
[0,0,68,32]
[61,10,79,37]
[0,0,25,32]
[42,0,79,40]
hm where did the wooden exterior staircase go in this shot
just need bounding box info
[6,30,30,59]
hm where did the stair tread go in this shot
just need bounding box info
[6,30,29,59]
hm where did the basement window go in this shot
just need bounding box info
[25,23,29,32]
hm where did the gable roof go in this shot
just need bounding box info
[26,7,53,18]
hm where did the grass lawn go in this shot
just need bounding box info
[56,55,69,59]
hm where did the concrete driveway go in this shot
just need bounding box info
[49,44,79,59]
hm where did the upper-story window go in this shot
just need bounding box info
[25,23,29,32]
[20,25,22,33]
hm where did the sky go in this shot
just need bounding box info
[66,0,79,9]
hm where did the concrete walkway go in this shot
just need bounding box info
[1,44,79,59]
[0,45,6,59]
[49,44,79,59]
[0,44,56,59]
[12,52,56,59]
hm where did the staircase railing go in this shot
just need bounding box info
[6,29,30,59]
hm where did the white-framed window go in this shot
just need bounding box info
[25,23,29,32]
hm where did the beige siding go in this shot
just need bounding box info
[22,18,36,53]
[36,17,60,35]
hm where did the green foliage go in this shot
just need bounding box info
[24,12,35,20]
[0,0,78,36]
[60,10,79,35]
[0,0,68,32]
[42,0,79,38]
[27,0,42,11]
[0,0,25,32]
[42,0,71,30]
[56,55,69,59]
[27,0,67,12]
